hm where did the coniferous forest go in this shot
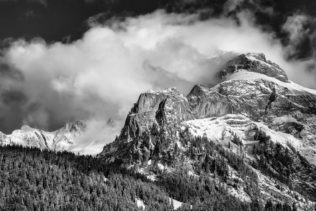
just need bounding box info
[0,145,301,211]
[0,146,172,211]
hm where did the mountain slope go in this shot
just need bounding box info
[99,53,316,210]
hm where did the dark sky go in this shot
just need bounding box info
[0,0,179,42]
[0,0,315,46]
[0,0,315,60]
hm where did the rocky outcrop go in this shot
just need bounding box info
[118,88,192,143]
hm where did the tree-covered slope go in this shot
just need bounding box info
[0,145,302,211]
[0,146,172,211]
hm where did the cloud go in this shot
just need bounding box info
[282,13,313,58]
[69,119,120,155]
[1,10,316,154]
[283,14,309,42]
[223,0,245,14]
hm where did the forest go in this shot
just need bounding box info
[0,145,302,211]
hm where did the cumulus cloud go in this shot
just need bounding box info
[283,14,309,42]
[1,10,316,154]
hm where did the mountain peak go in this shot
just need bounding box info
[219,53,288,82]
[20,125,34,132]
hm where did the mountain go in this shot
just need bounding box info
[1,52,315,210]
[99,53,316,210]
[0,121,85,151]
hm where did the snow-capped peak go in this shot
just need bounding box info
[219,53,288,82]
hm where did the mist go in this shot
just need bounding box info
[1,9,316,154]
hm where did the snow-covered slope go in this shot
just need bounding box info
[181,114,302,150]
[0,121,85,151]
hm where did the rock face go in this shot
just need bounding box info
[119,88,192,143]
[0,121,85,151]
[99,53,316,210]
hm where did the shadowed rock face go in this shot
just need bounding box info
[118,88,193,143]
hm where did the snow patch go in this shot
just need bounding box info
[157,163,165,171]
[169,198,183,210]
[227,186,252,203]
[138,167,157,181]
[187,170,197,177]
[136,198,146,210]
[146,174,157,181]
[182,114,251,145]
[273,115,298,124]
[103,176,108,183]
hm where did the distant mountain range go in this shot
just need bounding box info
[0,121,85,151]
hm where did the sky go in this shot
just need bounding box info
[1,0,316,154]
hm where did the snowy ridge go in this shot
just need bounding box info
[227,70,316,95]
[0,121,85,151]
